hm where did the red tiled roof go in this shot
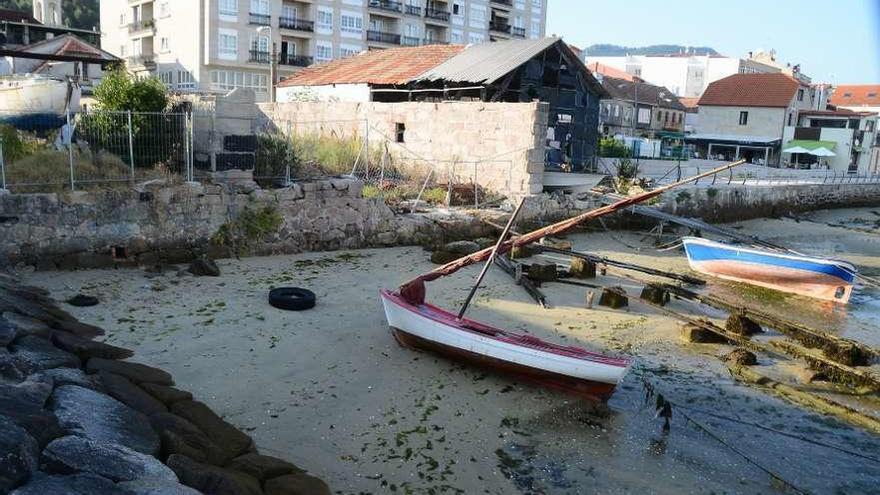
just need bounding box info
[698,73,803,108]
[829,84,880,107]
[0,8,38,24]
[278,44,466,87]
[587,62,634,82]
[799,108,876,117]
[678,97,700,111]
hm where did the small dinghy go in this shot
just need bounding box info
[682,237,857,303]
[381,160,746,401]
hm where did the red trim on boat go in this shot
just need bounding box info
[381,289,629,368]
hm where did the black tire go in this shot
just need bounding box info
[268,287,316,311]
[67,294,99,307]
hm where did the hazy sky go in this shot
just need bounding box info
[547,0,880,84]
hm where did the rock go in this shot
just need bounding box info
[188,257,220,277]
[85,358,173,385]
[722,348,758,366]
[527,262,558,282]
[442,240,481,255]
[50,319,104,339]
[540,237,572,251]
[0,315,19,345]
[99,372,168,416]
[50,385,159,456]
[167,454,262,495]
[139,383,192,406]
[679,322,727,344]
[41,435,177,483]
[9,472,128,495]
[65,295,99,307]
[10,335,81,373]
[429,250,459,264]
[149,412,228,465]
[569,257,596,279]
[473,237,496,249]
[227,453,303,482]
[823,342,870,367]
[0,348,25,381]
[598,287,629,309]
[3,312,51,338]
[726,314,763,336]
[0,415,39,492]
[51,332,134,361]
[0,376,61,446]
[117,478,202,495]
[170,400,253,460]
[264,473,331,495]
[32,367,102,391]
[639,284,670,306]
[510,244,538,259]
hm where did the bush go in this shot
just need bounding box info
[211,205,283,255]
[92,68,167,113]
[420,187,448,205]
[599,137,631,158]
[0,124,39,162]
[255,133,297,182]
[617,158,639,180]
[291,134,384,177]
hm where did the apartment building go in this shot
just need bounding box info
[100,0,548,102]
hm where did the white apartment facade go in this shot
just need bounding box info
[100,0,547,102]
[584,51,804,98]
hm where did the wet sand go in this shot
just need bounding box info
[21,207,880,495]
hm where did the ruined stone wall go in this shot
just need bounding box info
[259,101,548,196]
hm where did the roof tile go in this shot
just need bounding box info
[829,84,880,107]
[698,73,802,108]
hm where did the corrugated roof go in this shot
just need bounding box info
[417,37,559,84]
[698,73,802,108]
[278,44,465,87]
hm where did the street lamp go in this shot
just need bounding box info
[256,25,276,103]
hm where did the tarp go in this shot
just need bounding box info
[782,139,837,152]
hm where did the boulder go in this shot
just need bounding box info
[10,335,81,373]
[41,436,177,483]
[170,400,253,460]
[0,348,25,381]
[2,312,51,339]
[722,348,758,366]
[0,375,61,446]
[50,320,104,339]
[598,287,629,309]
[167,454,262,495]
[569,257,596,279]
[32,367,102,391]
[9,472,128,495]
[139,383,192,406]
[51,332,134,361]
[149,412,228,465]
[510,244,538,259]
[527,263,558,282]
[540,237,572,251]
[0,315,19,345]
[0,415,39,492]
[473,237,496,249]
[679,322,727,344]
[823,341,870,367]
[117,478,202,495]
[442,240,481,255]
[50,385,159,456]
[85,358,173,385]
[264,473,331,495]
[726,314,762,336]
[99,372,167,416]
[227,453,303,482]
[188,257,221,277]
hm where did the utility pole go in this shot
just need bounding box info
[256,26,276,103]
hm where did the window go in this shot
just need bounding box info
[250,34,269,53]
[866,120,875,132]
[120,45,127,57]
[868,92,878,98]
[637,107,651,124]
[282,4,297,19]
[160,71,173,85]
[119,13,126,25]
[219,0,237,16]
[515,0,525,8]
[160,37,170,52]
[530,18,541,38]
[453,3,461,15]
[656,110,662,122]
[317,8,333,33]
[664,112,669,124]
[340,44,361,58]
[250,0,269,15]
[340,13,363,37]
[469,5,487,29]
[211,70,267,92]
[613,105,620,117]
[450,29,463,43]
[787,113,793,126]
[468,32,485,44]
[395,123,406,143]
[316,42,333,62]
[177,70,196,90]
[739,111,748,126]
[797,88,804,101]
[218,29,237,59]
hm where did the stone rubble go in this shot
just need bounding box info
[0,273,331,494]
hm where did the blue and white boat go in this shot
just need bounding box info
[0,75,80,131]
[681,237,857,303]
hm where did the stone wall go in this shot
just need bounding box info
[259,100,549,196]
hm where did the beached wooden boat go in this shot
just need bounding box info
[682,237,857,303]
[0,75,80,131]
[381,289,629,400]
[381,161,746,401]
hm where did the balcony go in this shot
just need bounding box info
[367,30,401,44]
[489,20,511,34]
[404,5,422,16]
[249,12,270,25]
[279,16,314,31]
[249,49,270,63]
[127,55,156,69]
[279,54,313,67]
[490,0,513,6]
[511,26,525,38]
[402,35,420,46]
[422,38,449,45]
[424,8,450,22]
[369,0,402,14]
[128,19,155,34]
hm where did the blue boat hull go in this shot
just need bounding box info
[0,113,66,132]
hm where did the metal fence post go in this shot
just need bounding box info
[473,161,478,208]
[189,111,195,182]
[0,138,6,190]
[127,110,135,180]
[66,110,75,191]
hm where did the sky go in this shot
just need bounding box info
[547,0,880,84]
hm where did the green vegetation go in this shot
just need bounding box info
[599,137,631,158]
[706,187,719,199]
[675,191,692,203]
[0,0,99,29]
[212,205,283,255]
[255,134,297,184]
[616,158,639,179]
[4,149,132,193]
[0,124,39,162]
[92,69,168,113]
[291,134,382,177]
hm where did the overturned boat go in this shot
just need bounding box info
[682,237,857,303]
[381,160,747,401]
[0,74,80,131]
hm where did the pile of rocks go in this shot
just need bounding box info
[0,273,329,495]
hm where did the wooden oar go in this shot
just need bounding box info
[402,159,747,294]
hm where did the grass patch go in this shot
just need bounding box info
[212,204,283,255]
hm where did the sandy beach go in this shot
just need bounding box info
[21,207,880,495]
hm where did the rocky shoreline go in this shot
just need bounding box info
[0,272,329,495]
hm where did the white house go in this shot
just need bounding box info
[783,109,879,175]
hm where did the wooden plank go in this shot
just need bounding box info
[494,255,548,308]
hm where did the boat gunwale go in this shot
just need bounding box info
[681,236,857,272]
